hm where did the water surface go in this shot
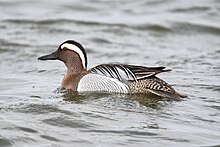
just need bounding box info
[0,0,220,146]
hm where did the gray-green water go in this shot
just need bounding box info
[0,0,220,146]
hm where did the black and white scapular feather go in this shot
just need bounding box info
[90,63,171,82]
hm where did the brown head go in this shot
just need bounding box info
[38,40,88,74]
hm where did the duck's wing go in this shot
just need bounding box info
[90,64,171,82]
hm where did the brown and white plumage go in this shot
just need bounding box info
[38,40,187,99]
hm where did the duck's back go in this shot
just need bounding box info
[77,63,186,99]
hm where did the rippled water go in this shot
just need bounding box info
[0,0,220,146]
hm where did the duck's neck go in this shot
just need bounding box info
[61,67,87,91]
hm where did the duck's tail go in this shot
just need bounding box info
[148,89,187,99]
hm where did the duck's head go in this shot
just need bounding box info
[38,40,87,70]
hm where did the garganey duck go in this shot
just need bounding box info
[38,40,186,99]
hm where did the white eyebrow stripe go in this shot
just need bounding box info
[61,43,86,68]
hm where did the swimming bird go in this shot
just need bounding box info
[38,40,186,99]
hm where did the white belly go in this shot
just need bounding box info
[77,74,129,93]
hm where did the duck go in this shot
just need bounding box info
[38,40,186,99]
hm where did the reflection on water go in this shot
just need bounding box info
[0,0,220,146]
[62,91,178,109]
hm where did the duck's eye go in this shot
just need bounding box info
[61,47,68,51]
